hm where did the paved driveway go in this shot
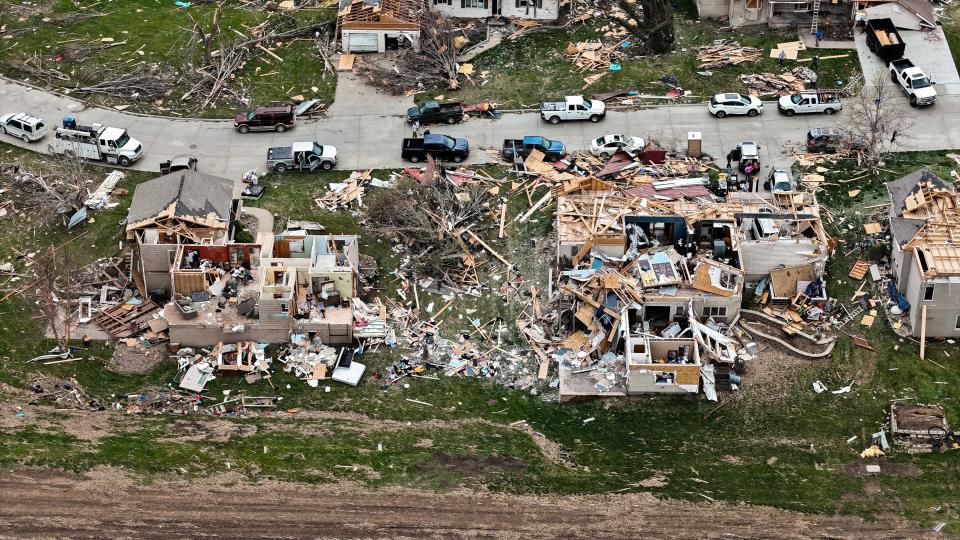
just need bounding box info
[854,25,960,95]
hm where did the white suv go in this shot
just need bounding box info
[0,113,48,142]
[707,93,763,119]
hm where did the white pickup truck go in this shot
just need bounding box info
[777,92,842,116]
[50,118,143,166]
[540,96,606,124]
[889,58,937,107]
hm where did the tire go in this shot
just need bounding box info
[589,114,601,123]
[823,108,835,115]
[275,124,287,133]
[910,95,918,108]
[409,155,420,163]
[548,116,560,125]
[445,116,457,125]
[321,161,334,170]
[748,109,759,117]
[784,109,795,117]
[22,134,30,143]
[0,126,5,135]
[715,111,726,119]
[600,152,610,159]
[238,125,250,134]
[119,156,131,167]
[891,72,898,83]
[274,163,287,172]
[453,155,464,163]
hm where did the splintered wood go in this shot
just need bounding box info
[315,170,368,210]
[697,40,762,69]
[738,72,805,96]
[565,39,626,71]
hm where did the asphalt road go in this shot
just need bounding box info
[3,76,960,181]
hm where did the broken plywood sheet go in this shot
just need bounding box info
[863,222,882,234]
[769,263,816,299]
[849,260,870,280]
[691,259,740,297]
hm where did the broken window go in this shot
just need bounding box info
[515,0,543,7]
[702,306,727,318]
[924,285,935,301]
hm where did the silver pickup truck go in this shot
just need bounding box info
[266,141,337,172]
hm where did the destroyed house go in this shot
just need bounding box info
[429,0,558,21]
[697,0,855,30]
[886,170,960,338]
[165,231,362,347]
[338,0,421,53]
[125,170,241,297]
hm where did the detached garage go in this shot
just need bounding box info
[338,0,421,54]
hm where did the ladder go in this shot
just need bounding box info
[838,305,865,328]
[810,0,822,35]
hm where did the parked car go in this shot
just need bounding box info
[806,127,850,153]
[766,168,794,192]
[266,141,338,172]
[708,93,763,118]
[160,155,198,175]
[728,141,760,173]
[401,133,469,163]
[540,96,606,124]
[889,58,937,107]
[235,104,296,133]
[0,112,48,142]
[777,91,842,116]
[502,136,566,161]
[406,101,464,125]
[590,134,644,158]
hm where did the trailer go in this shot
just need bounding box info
[865,18,906,62]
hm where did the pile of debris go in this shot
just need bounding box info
[890,403,956,454]
[28,375,103,410]
[176,342,273,393]
[564,40,627,71]
[117,386,203,415]
[279,334,361,387]
[738,72,806,96]
[315,170,369,210]
[697,40,762,69]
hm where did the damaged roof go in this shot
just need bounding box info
[127,170,235,226]
[885,169,951,214]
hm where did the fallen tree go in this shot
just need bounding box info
[353,11,460,95]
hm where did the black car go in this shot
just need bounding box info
[401,133,469,163]
[806,127,850,153]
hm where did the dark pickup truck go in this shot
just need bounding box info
[502,135,566,162]
[406,101,464,125]
[865,18,906,62]
[401,133,469,163]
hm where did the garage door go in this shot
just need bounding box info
[348,33,378,52]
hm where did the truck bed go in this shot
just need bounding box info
[267,147,292,160]
[540,102,565,112]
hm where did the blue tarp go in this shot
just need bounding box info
[887,279,910,310]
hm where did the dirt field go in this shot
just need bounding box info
[0,467,934,539]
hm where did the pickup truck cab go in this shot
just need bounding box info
[406,101,464,125]
[777,92,842,116]
[889,59,937,107]
[540,96,605,124]
[401,133,469,163]
[160,155,198,175]
[267,141,338,172]
[235,104,296,133]
[502,135,566,161]
[0,112,47,142]
[51,117,143,166]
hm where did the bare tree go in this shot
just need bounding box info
[354,12,460,94]
[608,0,675,54]
[845,70,913,172]
[183,2,224,65]
[30,247,82,351]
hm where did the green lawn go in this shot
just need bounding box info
[1,143,960,532]
[433,10,860,108]
[0,0,336,118]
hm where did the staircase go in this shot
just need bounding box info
[810,0,822,35]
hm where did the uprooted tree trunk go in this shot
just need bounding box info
[845,70,912,174]
[609,0,675,54]
[353,11,460,94]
